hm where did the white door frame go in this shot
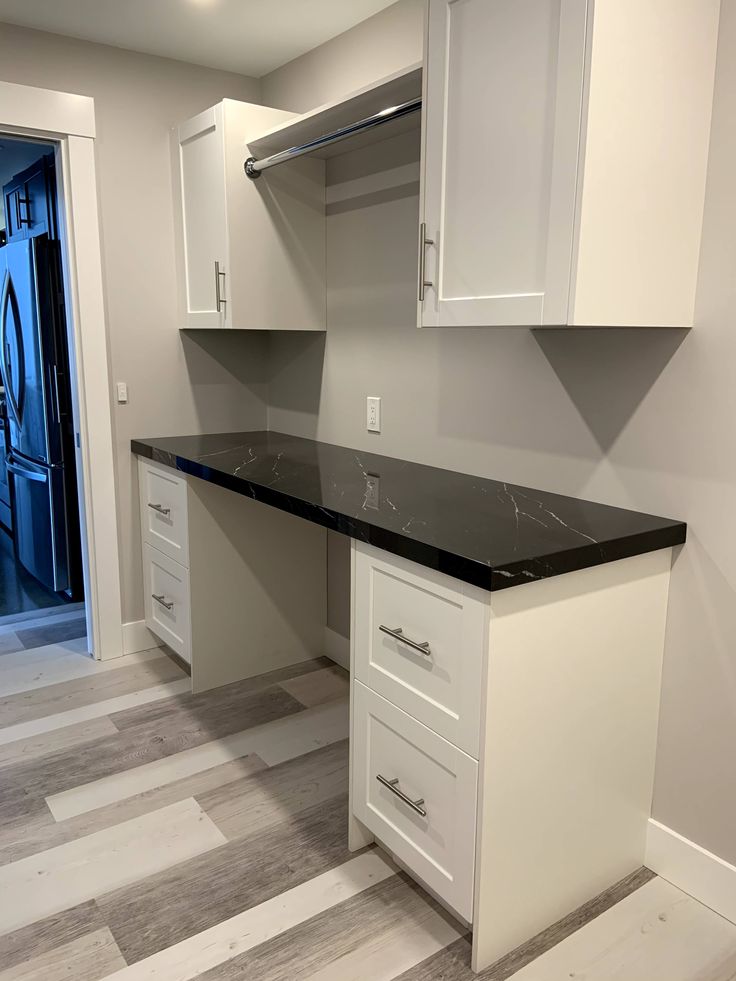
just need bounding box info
[0,81,123,660]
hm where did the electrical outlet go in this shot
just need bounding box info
[367,396,381,433]
[365,473,380,509]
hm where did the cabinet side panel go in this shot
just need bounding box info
[187,476,327,692]
[225,101,326,331]
[571,0,720,327]
[472,549,672,971]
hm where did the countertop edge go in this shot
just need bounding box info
[132,440,686,594]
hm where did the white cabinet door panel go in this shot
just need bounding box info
[179,105,228,328]
[420,0,588,327]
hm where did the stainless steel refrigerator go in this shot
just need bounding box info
[0,233,82,596]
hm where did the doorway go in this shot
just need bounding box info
[0,81,123,663]
[0,134,87,655]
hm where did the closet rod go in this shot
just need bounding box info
[244,97,422,179]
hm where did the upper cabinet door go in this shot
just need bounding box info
[419,0,589,328]
[178,106,229,328]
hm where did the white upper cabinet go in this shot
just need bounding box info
[177,100,326,330]
[419,0,721,328]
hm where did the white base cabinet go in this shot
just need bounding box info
[349,540,674,972]
[419,0,720,328]
[137,458,327,691]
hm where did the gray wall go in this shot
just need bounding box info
[263,0,736,867]
[0,24,269,624]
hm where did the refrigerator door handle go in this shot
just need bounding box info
[0,269,24,426]
[6,453,48,483]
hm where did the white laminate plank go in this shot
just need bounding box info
[0,716,118,769]
[509,877,736,981]
[47,699,350,821]
[0,926,126,981]
[0,646,166,697]
[0,678,192,747]
[0,798,226,938]
[99,850,397,981]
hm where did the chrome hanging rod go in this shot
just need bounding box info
[244,97,422,179]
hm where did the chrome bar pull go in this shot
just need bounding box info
[418,222,434,302]
[379,624,431,657]
[152,594,174,610]
[376,774,427,817]
[214,260,226,313]
[147,502,171,516]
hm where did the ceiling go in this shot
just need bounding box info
[0,0,398,77]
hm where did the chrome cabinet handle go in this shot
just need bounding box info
[147,502,171,516]
[418,221,434,302]
[214,260,226,313]
[376,774,427,817]
[379,624,431,657]
[152,593,174,610]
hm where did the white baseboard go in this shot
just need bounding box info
[646,818,736,925]
[324,626,349,671]
[122,620,163,656]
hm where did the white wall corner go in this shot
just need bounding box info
[324,626,350,671]
[646,819,736,926]
[122,620,163,657]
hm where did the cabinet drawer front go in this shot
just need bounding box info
[354,542,486,757]
[138,459,189,566]
[143,544,191,663]
[352,682,477,921]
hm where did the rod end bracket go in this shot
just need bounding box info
[244,157,261,180]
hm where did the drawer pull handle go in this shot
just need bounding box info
[379,625,431,657]
[152,593,174,610]
[148,503,171,516]
[376,774,427,818]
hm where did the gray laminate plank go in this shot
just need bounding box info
[16,617,87,650]
[0,926,127,981]
[109,657,331,733]
[0,633,22,656]
[279,665,349,708]
[395,867,656,981]
[0,716,117,770]
[98,793,354,965]
[0,684,301,824]
[198,739,348,840]
[0,656,186,729]
[0,901,105,974]
[0,755,267,867]
[194,872,462,981]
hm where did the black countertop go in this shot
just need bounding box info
[132,431,686,592]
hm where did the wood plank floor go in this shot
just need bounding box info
[0,627,734,980]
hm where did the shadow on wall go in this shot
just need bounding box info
[533,328,689,452]
[267,332,326,435]
[180,329,269,428]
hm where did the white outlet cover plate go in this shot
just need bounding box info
[367,396,381,433]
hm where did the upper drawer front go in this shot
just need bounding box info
[354,542,487,757]
[138,459,189,567]
[352,682,478,922]
[143,543,191,663]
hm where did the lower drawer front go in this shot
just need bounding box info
[143,543,191,663]
[352,682,477,921]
